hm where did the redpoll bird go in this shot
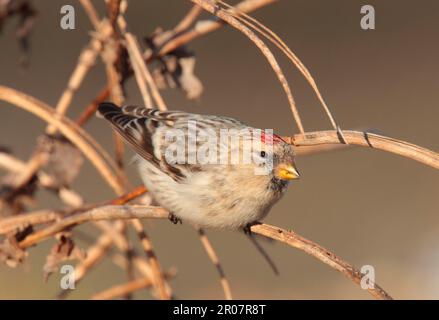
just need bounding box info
[98,102,300,230]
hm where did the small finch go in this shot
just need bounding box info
[98,102,300,230]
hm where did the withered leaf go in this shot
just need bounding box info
[37,135,84,189]
[178,56,203,100]
[43,235,86,281]
[146,28,204,100]
[0,226,32,268]
[0,0,37,65]
[0,174,38,216]
[153,53,204,101]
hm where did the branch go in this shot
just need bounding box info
[79,0,101,30]
[216,0,341,133]
[13,205,393,299]
[198,228,233,299]
[0,210,61,235]
[0,85,124,194]
[18,205,168,248]
[47,18,107,134]
[123,32,153,107]
[91,269,176,300]
[107,0,122,28]
[159,0,277,55]
[250,223,392,300]
[75,0,277,127]
[124,32,167,110]
[174,4,204,33]
[130,219,171,299]
[285,130,439,170]
[0,151,84,207]
[191,0,304,133]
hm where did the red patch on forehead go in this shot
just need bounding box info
[261,132,285,145]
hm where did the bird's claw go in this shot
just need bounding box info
[168,212,182,225]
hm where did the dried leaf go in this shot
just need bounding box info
[0,225,32,268]
[178,56,203,100]
[43,235,86,281]
[0,173,38,215]
[146,29,204,100]
[0,0,37,65]
[152,52,204,100]
[37,135,84,189]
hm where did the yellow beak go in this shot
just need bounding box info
[277,164,300,180]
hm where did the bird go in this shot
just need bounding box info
[98,102,300,230]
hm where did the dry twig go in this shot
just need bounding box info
[11,204,392,299]
[75,0,277,127]
[191,0,304,133]
[91,269,176,300]
[0,85,124,194]
[285,130,439,170]
[198,229,233,299]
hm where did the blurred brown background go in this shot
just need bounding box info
[0,0,438,299]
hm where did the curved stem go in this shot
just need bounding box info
[12,205,392,300]
[285,130,439,170]
[0,85,124,194]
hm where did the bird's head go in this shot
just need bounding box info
[250,131,300,181]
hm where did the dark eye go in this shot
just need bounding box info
[260,151,266,158]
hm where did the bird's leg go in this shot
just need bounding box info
[168,212,182,225]
[242,221,261,235]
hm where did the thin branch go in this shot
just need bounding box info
[59,218,166,299]
[110,185,148,205]
[0,151,84,207]
[58,187,151,299]
[131,219,171,299]
[7,150,48,190]
[75,88,110,126]
[190,0,304,133]
[250,223,392,300]
[198,228,232,299]
[217,0,341,134]
[0,210,61,235]
[57,220,142,299]
[294,144,349,157]
[0,85,124,194]
[77,0,276,127]
[13,205,392,299]
[79,0,101,30]
[13,2,110,197]
[94,4,171,298]
[91,270,176,300]
[0,186,148,236]
[174,4,204,33]
[58,231,114,299]
[18,205,167,248]
[47,32,104,134]
[284,130,439,170]
[57,186,149,299]
[124,33,153,107]
[107,0,122,28]
[158,0,277,55]
[124,32,167,110]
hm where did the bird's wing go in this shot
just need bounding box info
[98,102,189,181]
